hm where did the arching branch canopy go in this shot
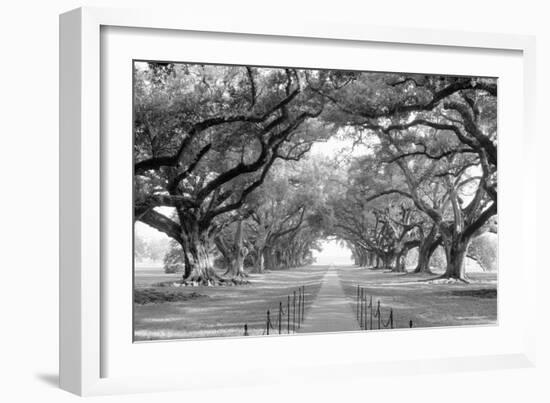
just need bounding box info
[134,62,497,283]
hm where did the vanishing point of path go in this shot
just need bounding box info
[299,265,360,333]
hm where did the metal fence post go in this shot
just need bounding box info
[302,285,305,321]
[278,301,282,334]
[267,310,270,335]
[377,301,381,330]
[369,295,373,330]
[293,291,296,332]
[357,285,361,320]
[244,324,248,336]
[363,294,367,330]
[359,288,364,328]
[287,295,290,334]
[298,289,302,329]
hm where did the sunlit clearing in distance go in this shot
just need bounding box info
[312,240,354,266]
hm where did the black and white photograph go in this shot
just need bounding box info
[133,61,498,341]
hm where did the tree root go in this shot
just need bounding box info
[223,271,251,285]
[179,269,226,286]
[223,268,250,277]
[178,270,252,287]
[179,277,224,287]
[226,277,250,285]
[422,274,471,284]
[413,269,434,275]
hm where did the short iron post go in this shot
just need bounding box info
[267,310,270,335]
[301,286,305,321]
[409,320,413,328]
[287,295,290,333]
[278,301,282,334]
[298,289,302,329]
[390,309,394,329]
[377,301,381,330]
[359,288,364,328]
[293,291,296,332]
[369,295,373,330]
[244,324,248,336]
[363,294,368,330]
[357,285,361,319]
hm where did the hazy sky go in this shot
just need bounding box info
[135,219,171,243]
[312,239,354,265]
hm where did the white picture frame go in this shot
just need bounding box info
[59,6,537,396]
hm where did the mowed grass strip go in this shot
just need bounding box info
[134,265,328,341]
[337,266,497,330]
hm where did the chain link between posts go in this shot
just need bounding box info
[245,285,306,336]
[356,285,403,330]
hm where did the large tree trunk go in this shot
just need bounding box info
[393,250,406,272]
[227,220,249,283]
[278,250,288,269]
[358,251,365,267]
[219,247,249,283]
[414,244,432,274]
[253,250,264,273]
[213,221,249,284]
[252,231,268,273]
[183,253,192,278]
[226,250,248,282]
[182,232,223,285]
[368,252,375,268]
[441,236,471,281]
[414,226,437,274]
[263,247,276,271]
[356,250,362,267]
[382,253,395,270]
[360,250,369,267]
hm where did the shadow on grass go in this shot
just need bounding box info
[134,289,206,304]
[336,265,497,328]
[134,265,328,340]
[449,288,497,298]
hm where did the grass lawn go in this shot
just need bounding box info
[134,265,182,288]
[134,265,328,341]
[134,264,497,341]
[337,266,498,329]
